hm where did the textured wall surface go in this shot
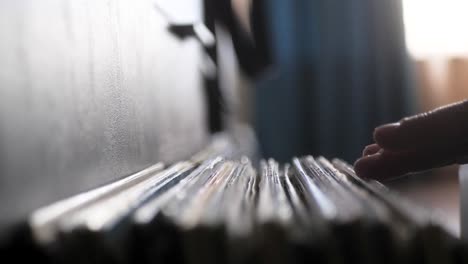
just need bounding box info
[0,0,208,238]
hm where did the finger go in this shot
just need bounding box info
[374,100,468,151]
[354,144,468,181]
[362,144,381,157]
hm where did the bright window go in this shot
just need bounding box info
[403,0,468,58]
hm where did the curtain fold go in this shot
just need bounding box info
[255,0,415,162]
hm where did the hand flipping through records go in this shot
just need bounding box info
[355,100,468,181]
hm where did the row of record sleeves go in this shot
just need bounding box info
[2,135,467,264]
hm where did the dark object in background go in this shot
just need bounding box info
[163,0,272,132]
[211,0,272,78]
[204,0,272,132]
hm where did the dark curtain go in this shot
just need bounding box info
[255,0,416,163]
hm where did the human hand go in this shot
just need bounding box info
[354,100,468,181]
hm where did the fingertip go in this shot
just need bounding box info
[353,159,367,179]
[362,144,381,157]
[360,150,416,181]
[373,122,400,149]
[355,152,400,181]
[354,154,379,179]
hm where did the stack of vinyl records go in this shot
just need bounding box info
[4,136,467,264]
